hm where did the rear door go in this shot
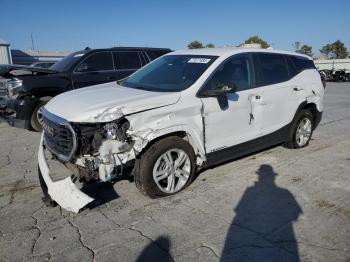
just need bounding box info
[71,51,115,88]
[253,53,301,135]
[113,51,143,80]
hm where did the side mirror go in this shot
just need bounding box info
[76,63,88,72]
[200,84,236,97]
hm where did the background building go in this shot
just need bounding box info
[11,49,70,65]
[314,58,350,70]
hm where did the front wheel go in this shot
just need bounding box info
[285,110,314,149]
[134,136,196,198]
[30,101,47,132]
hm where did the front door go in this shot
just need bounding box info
[72,51,115,89]
[200,53,263,154]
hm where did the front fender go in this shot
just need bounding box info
[128,125,206,165]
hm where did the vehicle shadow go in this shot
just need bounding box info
[220,164,302,262]
[81,166,135,209]
[194,143,282,182]
[135,236,173,262]
[81,181,120,209]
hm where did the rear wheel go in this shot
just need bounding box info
[30,100,47,132]
[285,110,314,149]
[134,136,196,198]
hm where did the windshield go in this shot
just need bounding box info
[121,55,218,92]
[49,51,86,71]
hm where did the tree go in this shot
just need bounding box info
[206,43,215,48]
[244,36,270,49]
[187,41,204,49]
[296,45,313,57]
[320,40,349,59]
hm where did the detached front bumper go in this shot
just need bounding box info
[38,135,94,213]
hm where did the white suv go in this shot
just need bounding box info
[38,48,324,212]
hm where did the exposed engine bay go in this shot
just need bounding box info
[72,118,134,182]
[42,112,139,185]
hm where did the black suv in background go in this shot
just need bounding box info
[0,47,171,131]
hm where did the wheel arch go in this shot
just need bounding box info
[295,101,321,129]
[136,126,206,165]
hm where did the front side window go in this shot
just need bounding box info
[121,55,217,92]
[76,52,113,72]
[114,51,141,70]
[255,53,289,86]
[50,51,86,71]
[204,54,254,92]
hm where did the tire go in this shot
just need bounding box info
[134,136,196,198]
[30,100,47,132]
[285,109,314,149]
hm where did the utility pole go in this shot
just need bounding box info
[31,33,35,51]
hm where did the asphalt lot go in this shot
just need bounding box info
[0,82,349,262]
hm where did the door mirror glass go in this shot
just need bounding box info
[200,83,236,97]
[76,63,88,72]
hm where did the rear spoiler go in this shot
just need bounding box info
[0,64,58,77]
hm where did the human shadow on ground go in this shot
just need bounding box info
[135,236,173,262]
[221,164,302,262]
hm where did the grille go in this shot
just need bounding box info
[0,87,7,96]
[42,109,76,162]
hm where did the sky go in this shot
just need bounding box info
[1,0,350,55]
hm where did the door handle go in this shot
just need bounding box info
[293,87,303,91]
[248,94,261,102]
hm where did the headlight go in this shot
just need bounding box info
[5,78,23,99]
[103,119,130,141]
[104,122,118,140]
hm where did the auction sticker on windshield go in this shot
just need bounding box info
[187,58,211,63]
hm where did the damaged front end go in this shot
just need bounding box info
[38,108,138,212]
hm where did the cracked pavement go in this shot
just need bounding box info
[0,82,350,262]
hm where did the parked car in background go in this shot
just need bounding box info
[0,47,171,131]
[319,68,350,82]
[37,48,324,212]
[30,61,57,69]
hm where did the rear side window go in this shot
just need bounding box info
[291,56,316,72]
[76,52,113,72]
[114,51,142,70]
[146,50,170,60]
[255,53,289,86]
[285,56,298,78]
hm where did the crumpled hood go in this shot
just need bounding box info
[0,64,57,77]
[45,82,181,123]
